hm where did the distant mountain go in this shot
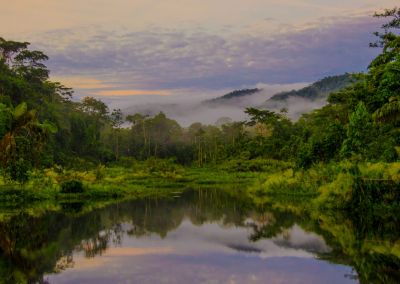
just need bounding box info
[204,88,262,106]
[266,74,353,102]
[121,74,354,125]
[201,74,354,120]
[259,74,354,118]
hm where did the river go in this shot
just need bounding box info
[0,188,398,283]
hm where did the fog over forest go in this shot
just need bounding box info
[98,82,308,126]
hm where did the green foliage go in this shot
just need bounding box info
[13,102,27,119]
[295,142,313,169]
[249,160,400,210]
[245,107,285,125]
[315,172,355,209]
[0,102,57,182]
[79,96,109,118]
[0,103,12,138]
[350,178,400,210]
[0,8,398,214]
[60,180,84,194]
[95,164,106,181]
[373,96,400,122]
[269,74,353,101]
[340,102,373,159]
[0,11,399,283]
[222,158,292,173]
[208,88,261,103]
[3,158,31,183]
[145,158,184,178]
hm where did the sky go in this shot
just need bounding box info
[0,0,398,101]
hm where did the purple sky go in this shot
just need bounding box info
[0,1,397,99]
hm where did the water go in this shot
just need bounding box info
[0,188,398,283]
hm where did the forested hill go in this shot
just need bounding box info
[205,74,352,107]
[201,74,353,119]
[259,74,354,117]
[204,88,261,105]
[263,74,353,104]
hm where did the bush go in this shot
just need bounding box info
[222,158,292,173]
[314,172,354,209]
[5,158,31,183]
[95,164,106,181]
[60,180,84,193]
[145,158,183,175]
[112,157,136,168]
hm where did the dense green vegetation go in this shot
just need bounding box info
[205,88,261,104]
[0,7,399,284]
[266,74,353,102]
[0,9,399,210]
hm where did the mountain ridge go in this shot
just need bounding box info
[266,73,353,103]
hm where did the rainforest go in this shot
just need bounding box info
[0,6,399,284]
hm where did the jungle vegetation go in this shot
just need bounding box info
[0,8,399,210]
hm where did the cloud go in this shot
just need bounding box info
[51,76,113,90]
[36,14,383,97]
[96,89,171,96]
[1,0,398,37]
[20,13,386,125]
[116,82,307,126]
[71,246,173,271]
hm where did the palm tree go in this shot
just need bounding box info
[0,102,56,181]
[373,96,400,123]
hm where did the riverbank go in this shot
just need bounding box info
[247,161,400,211]
[0,159,399,211]
[0,159,260,204]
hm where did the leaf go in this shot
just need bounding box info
[0,103,12,137]
[13,102,27,119]
[373,96,400,122]
[40,120,58,134]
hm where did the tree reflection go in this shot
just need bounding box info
[0,188,398,283]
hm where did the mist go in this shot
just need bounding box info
[99,82,309,126]
[261,96,328,120]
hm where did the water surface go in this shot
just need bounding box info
[0,188,398,283]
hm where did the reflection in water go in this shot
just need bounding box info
[0,188,398,283]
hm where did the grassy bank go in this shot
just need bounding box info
[0,158,262,204]
[1,158,399,212]
[247,161,400,210]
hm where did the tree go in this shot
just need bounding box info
[0,37,29,63]
[126,113,149,158]
[340,102,372,159]
[245,107,283,125]
[110,108,124,160]
[80,97,109,118]
[78,97,109,150]
[373,96,400,122]
[367,8,400,111]
[0,103,57,182]
[370,8,400,49]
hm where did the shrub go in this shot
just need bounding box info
[145,158,183,176]
[95,164,106,181]
[222,158,292,173]
[5,158,31,183]
[314,172,354,209]
[60,180,84,193]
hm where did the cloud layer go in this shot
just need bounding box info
[35,14,383,97]
[1,2,394,124]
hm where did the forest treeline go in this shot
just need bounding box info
[0,8,399,184]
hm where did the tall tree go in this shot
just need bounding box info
[0,103,56,182]
[340,102,372,159]
[110,108,124,160]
